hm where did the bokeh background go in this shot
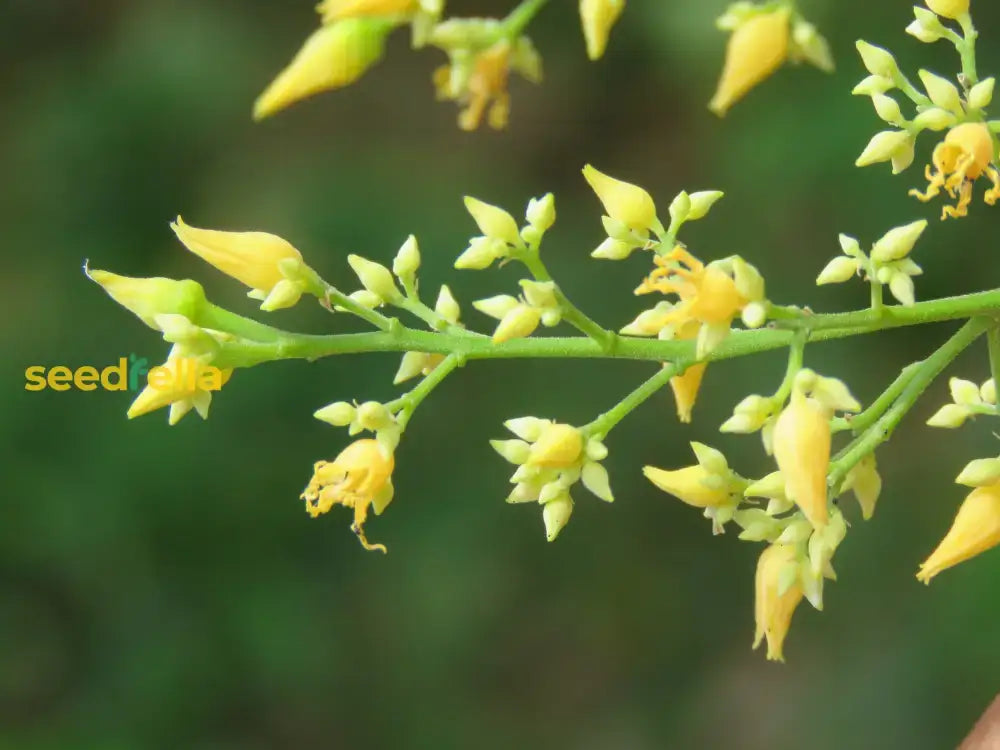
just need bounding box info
[3,0,1000,747]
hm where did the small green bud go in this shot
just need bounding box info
[505,417,550,442]
[955,457,1000,487]
[394,351,430,384]
[493,304,541,343]
[690,441,728,474]
[839,234,862,257]
[913,107,958,131]
[926,403,970,428]
[585,438,609,461]
[811,376,862,413]
[473,294,520,320]
[260,278,305,311]
[347,289,383,309]
[870,220,927,263]
[392,235,421,282]
[591,238,638,260]
[519,280,558,309]
[491,439,531,465]
[817,256,859,285]
[969,78,996,110]
[981,379,997,404]
[668,191,691,226]
[856,40,900,79]
[745,471,787,501]
[314,401,356,427]
[950,377,982,406]
[741,301,768,329]
[918,70,963,114]
[871,94,904,125]
[791,20,834,73]
[856,130,913,168]
[543,495,574,541]
[581,461,614,502]
[87,268,208,330]
[455,236,505,270]
[526,193,556,232]
[464,196,522,246]
[888,271,915,306]
[347,255,402,304]
[852,75,894,97]
[356,401,395,431]
[435,285,461,324]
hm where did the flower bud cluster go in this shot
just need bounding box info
[314,399,403,454]
[493,419,614,541]
[926,376,998,428]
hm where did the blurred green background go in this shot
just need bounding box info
[3,0,1000,747]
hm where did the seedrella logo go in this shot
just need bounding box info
[24,354,223,393]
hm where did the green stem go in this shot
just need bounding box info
[518,251,617,351]
[585,362,685,437]
[957,13,979,86]
[322,284,396,332]
[831,361,921,434]
[390,352,464,429]
[499,0,549,39]
[772,328,808,405]
[987,324,1000,390]
[197,304,286,343]
[893,71,932,108]
[869,277,884,314]
[828,318,989,487]
[213,288,1000,368]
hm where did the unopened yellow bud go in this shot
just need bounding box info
[582,164,659,234]
[526,193,556,232]
[856,40,900,79]
[87,268,207,330]
[969,78,995,110]
[434,285,461,324]
[643,465,730,508]
[253,18,393,120]
[173,216,306,298]
[855,130,913,168]
[579,0,624,61]
[492,304,541,343]
[528,424,583,469]
[671,363,707,424]
[773,393,831,528]
[710,7,791,117]
[918,69,963,114]
[464,197,523,246]
[543,495,574,541]
[317,0,417,23]
[392,235,421,282]
[816,256,859,285]
[926,0,969,20]
[314,401,357,427]
[918,483,1000,583]
[753,543,804,662]
[347,254,402,303]
[955,457,1000,487]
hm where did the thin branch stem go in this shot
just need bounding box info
[391,352,464,430]
[585,362,685,437]
[831,361,922,435]
[987,324,1000,391]
[500,0,549,39]
[828,317,990,487]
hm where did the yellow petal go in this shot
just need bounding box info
[643,464,730,508]
[917,484,1000,583]
[754,543,804,662]
[710,8,791,117]
[579,0,625,61]
[772,393,831,527]
[582,164,658,232]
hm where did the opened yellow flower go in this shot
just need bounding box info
[909,123,1000,219]
[254,18,393,120]
[643,464,731,507]
[172,216,304,305]
[710,7,791,117]
[301,439,396,552]
[754,543,804,662]
[917,482,1000,583]
[635,247,747,326]
[127,354,232,426]
[583,164,659,235]
[579,0,625,61]
[772,391,831,528]
[317,0,416,23]
[434,41,514,131]
[670,320,707,423]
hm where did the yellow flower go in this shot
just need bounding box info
[171,216,302,298]
[301,439,396,553]
[582,164,659,235]
[87,268,206,330]
[668,319,707,423]
[909,123,1000,219]
[926,0,969,20]
[772,392,831,528]
[579,0,625,61]
[635,247,747,326]
[643,465,731,508]
[528,423,584,468]
[317,0,417,23]
[753,543,804,662]
[434,41,515,131]
[253,18,393,120]
[710,7,791,117]
[917,482,1000,583]
[127,354,233,425]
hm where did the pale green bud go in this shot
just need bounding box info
[745,471,787,501]
[839,234,863,257]
[852,74,894,97]
[519,279,558,309]
[347,255,402,304]
[356,401,395,431]
[434,285,461,324]
[668,191,691,226]
[856,41,900,79]
[906,14,945,43]
[464,196,522,246]
[696,321,731,359]
[473,294,520,320]
[540,309,562,328]
[505,416,550,442]
[507,482,542,504]
[392,235,421,282]
[493,304,541,343]
[855,130,913,167]
[918,69,963,114]
[876,266,894,285]
[955,457,1000,487]
[87,268,208,330]
[888,271,916,306]
[394,351,430,384]
[592,237,638,260]
[870,219,927,263]
[260,278,305,311]
[314,401,356,427]
[581,461,614,502]
[741,301,768,329]
[691,441,728,474]
[683,191,724,222]
[520,225,543,247]
[455,236,505,270]
[585,438,609,461]
[620,308,668,336]
[490,439,531,465]
[844,455,881,520]
[732,257,766,301]
[776,518,814,545]
[969,78,996,110]
[791,20,834,73]
[891,137,916,174]
[913,107,958,131]
[981,379,997,404]
[927,403,970,428]
[950,377,982,406]
[812,376,862,413]
[735,509,782,542]
[793,367,818,394]
[543,495,574,541]
[526,193,556,232]
[347,289,382,309]
[871,94,904,125]
[817,256,860,285]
